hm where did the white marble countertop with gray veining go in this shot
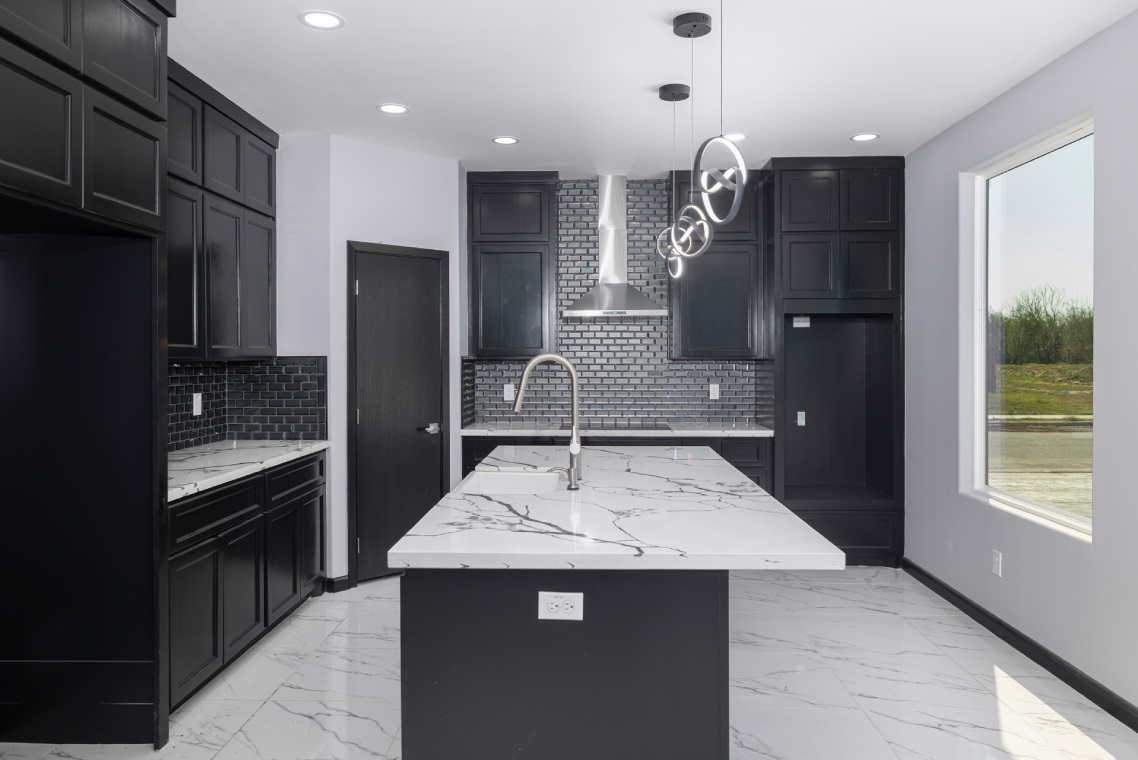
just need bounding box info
[168,440,330,503]
[460,420,773,438]
[388,445,842,571]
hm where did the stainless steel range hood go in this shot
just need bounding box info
[562,175,668,318]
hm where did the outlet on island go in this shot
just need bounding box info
[538,591,584,621]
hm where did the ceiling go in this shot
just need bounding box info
[168,0,1138,178]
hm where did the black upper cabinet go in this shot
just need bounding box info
[241,209,276,356]
[842,232,900,298]
[673,171,759,241]
[167,80,202,184]
[468,172,557,358]
[0,37,83,208]
[83,85,165,229]
[781,170,839,231]
[840,169,900,230]
[167,177,205,358]
[782,234,839,298]
[470,182,553,242]
[0,0,82,71]
[672,243,765,359]
[82,0,166,119]
[243,134,275,216]
[203,106,244,204]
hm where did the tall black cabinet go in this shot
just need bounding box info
[765,157,905,565]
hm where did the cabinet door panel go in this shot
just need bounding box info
[83,86,165,230]
[82,0,166,118]
[243,135,275,216]
[167,178,206,357]
[266,500,302,626]
[220,515,264,662]
[672,243,762,359]
[473,243,549,357]
[0,0,81,71]
[205,193,243,355]
[0,38,82,208]
[471,184,551,241]
[781,234,839,298]
[781,170,839,231]
[841,169,901,230]
[241,210,276,356]
[673,173,759,241]
[299,486,326,597]
[203,106,244,204]
[169,538,222,706]
[842,232,900,298]
[167,81,203,184]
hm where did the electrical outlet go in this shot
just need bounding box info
[992,550,1002,577]
[797,411,806,426]
[192,392,202,417]
[538,591,583,621]
[504,383,516,402]
[709,383,720,400]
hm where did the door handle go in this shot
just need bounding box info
[419,422,441,435]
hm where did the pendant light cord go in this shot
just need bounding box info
[689,36,695,205]
[720,0,724,136]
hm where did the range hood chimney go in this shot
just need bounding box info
[562,175,668,318]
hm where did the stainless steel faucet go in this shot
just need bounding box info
[512,353,582,490]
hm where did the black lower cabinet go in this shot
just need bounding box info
[300,487,327,598]
[169,538,223,707]
[266,497,302,626]
[220,515,264,662]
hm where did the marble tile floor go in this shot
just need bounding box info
[4,567,1137,760]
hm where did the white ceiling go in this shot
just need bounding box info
[169,0,1138,178]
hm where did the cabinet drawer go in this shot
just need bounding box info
[0,0,82,71]
[82,0,166,118]
[169,478,263,554]
[267,453,326,504]
[0,38,83,208]
[83,86,166,229]
[721,439,770,466]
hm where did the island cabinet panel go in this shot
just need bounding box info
[167,178,205,358]
[169,537,223,707]
[0,0,82,71]
[402,569,729,760]
[265,497,303,626]
[672,243,765,359]
[167,80,203,184]
[81,0,166,119]
[220,515,265,662]
[0,38,83,208]
[83,86,166,230]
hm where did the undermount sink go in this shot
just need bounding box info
[453,471,563,495]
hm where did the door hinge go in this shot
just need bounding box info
[355,279,359,296]
[356,408,360,424]
[357,537,361,554]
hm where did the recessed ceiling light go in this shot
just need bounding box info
[492,136,519,145]
[723,133,748,142]
[850,133,880,142]
[378,103,409,115]
[299,11,344,29]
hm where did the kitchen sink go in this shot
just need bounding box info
[453,471,563,495]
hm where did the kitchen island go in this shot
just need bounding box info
[389,446,843,760]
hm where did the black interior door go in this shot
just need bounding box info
[351,243,448,581]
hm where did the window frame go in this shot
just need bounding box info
[961,114,1094,535]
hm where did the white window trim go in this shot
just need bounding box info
[958,113,1094,536]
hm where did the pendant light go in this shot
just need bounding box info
[695,0,747,226]
[655,83,712,279]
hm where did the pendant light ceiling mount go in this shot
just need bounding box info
[658,83,691,102]
[672,12,712,38]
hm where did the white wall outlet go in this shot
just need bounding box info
[793,316,811,328]
[192,392,202,417]
[797,411,806,426]
[709,383,720,400]
[504,383,516,402]
[992,550,1003,577]
[538,591,584,621]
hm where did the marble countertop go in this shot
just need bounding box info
[461,420,773,438]
[388,445,842,571]
[168,440,330,503]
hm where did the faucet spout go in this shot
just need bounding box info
[513,353,582,490]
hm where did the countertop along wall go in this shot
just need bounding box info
[277,134,461,581]
[906,10,1138,704]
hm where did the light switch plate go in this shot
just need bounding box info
[504,383,516,402]
[796,411,806,426]
[192,392,202,417]
[538,591,583,621]
[709,383,720,400]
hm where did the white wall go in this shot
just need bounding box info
[906,11,1138,703]
[277,134,462,579]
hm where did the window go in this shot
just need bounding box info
[982,130,1094,527]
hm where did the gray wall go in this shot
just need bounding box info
[906,11,1138,702]
[470,178,773,426]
